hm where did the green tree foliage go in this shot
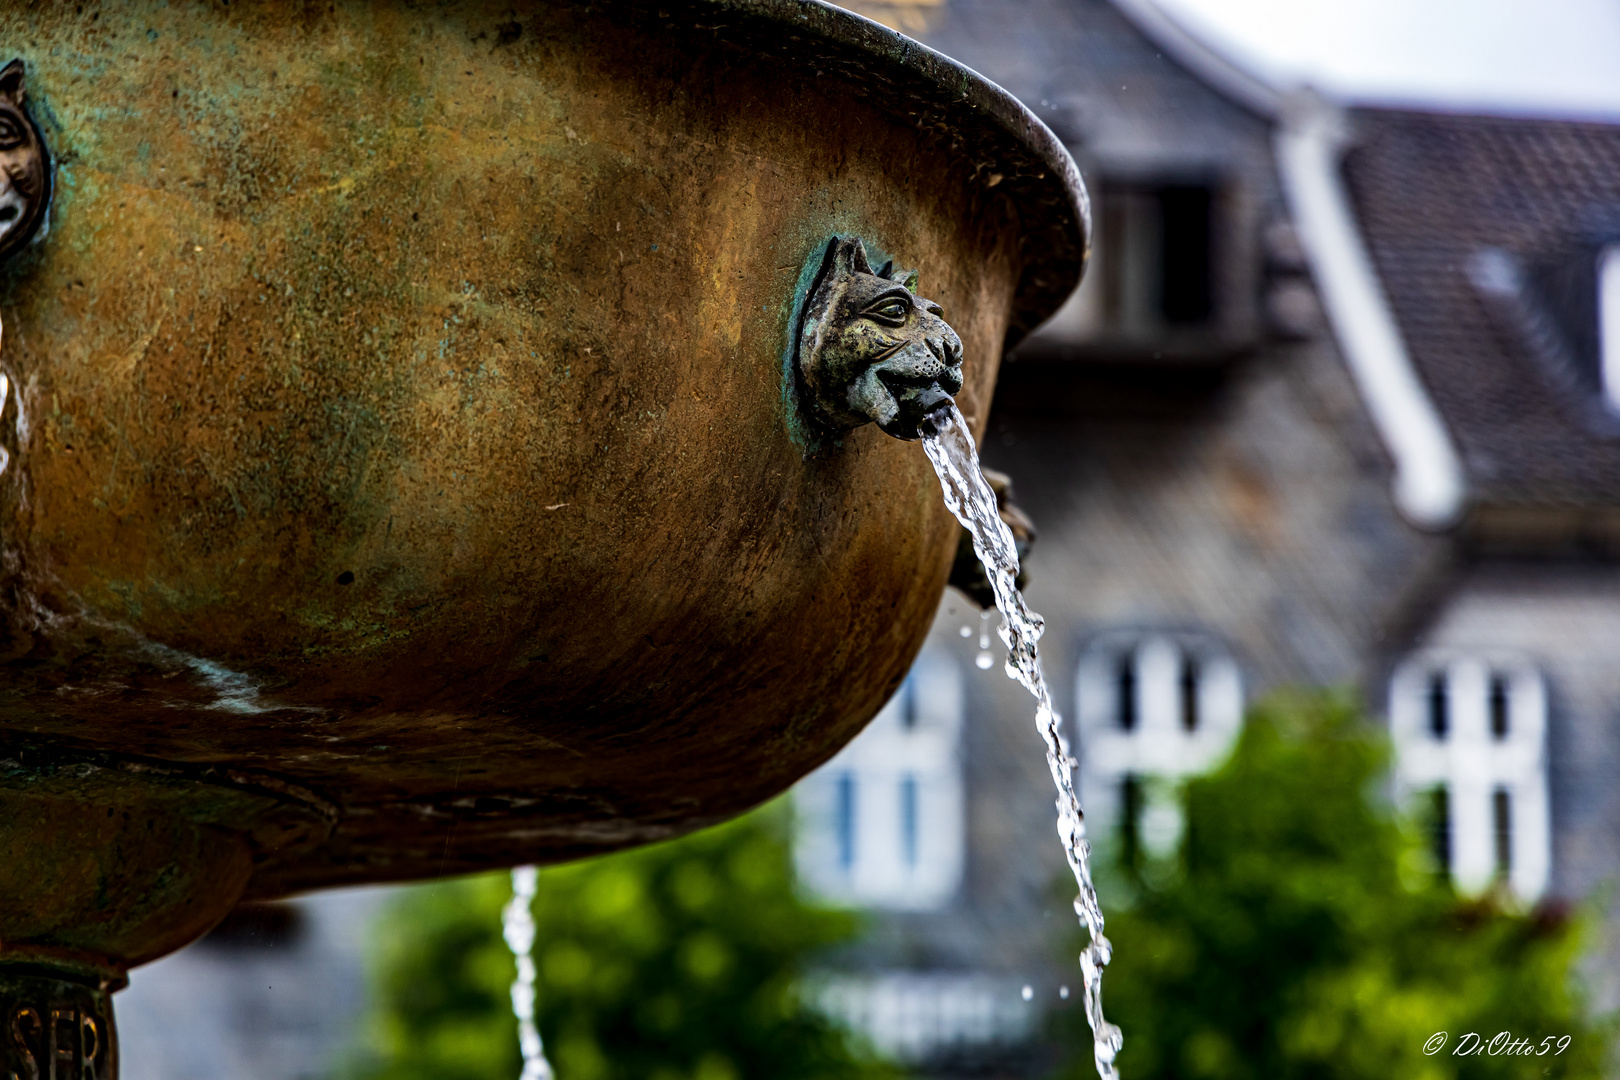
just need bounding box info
[1059,692,1614,1080]
[342,806,891,1080]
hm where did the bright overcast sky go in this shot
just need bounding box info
[1153,0,1620,120]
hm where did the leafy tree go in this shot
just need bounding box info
[341,805,891,1080]
[1058,691,1614,1080]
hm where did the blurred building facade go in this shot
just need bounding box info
[795,0,1620,1073]
[116,890,387,1080]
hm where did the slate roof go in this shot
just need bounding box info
[1342,108,1620,507]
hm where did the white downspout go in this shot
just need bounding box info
[1276,91,1466,530]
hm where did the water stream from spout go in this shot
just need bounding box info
[921,403,1124,1080]
[503,866,556,1080]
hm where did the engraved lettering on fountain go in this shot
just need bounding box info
[76,1015,97,1080]
[48,1010,74,1079]
[6,1004,102,1080]
[9,1006,41,1080]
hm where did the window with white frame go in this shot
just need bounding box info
[1075,631,1244,860]
[795,650,965,910]
[1389,654,1550,900]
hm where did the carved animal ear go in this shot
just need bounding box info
[830,236,874,278]
[0,61,25,107]
[873,257,919,291]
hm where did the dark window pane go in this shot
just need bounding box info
[1494,788,1513,878]
[1489,674,1510,739]
[900,774,919,868]
[1427,672,1449,739]
[1118,653,1138,732]
[1120,773,1142,870]
[1431,786,1451,878]
[1180,655,1201,732]
[836,773,856,870]
[1159,185,1213,325]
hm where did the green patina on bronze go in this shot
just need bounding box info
[777,228,902,453]
[0,0,1087,999]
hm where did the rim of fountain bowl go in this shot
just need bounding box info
[663,0,1092,346]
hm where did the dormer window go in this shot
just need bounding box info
[1101,183,1214,335]
[1470,243,1620,432]
[1599,244,1620,413]
[1026,181,1219,352]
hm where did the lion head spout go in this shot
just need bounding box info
[795,237,964,441]
[0,60,49,266]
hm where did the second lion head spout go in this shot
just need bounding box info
[796,237,964,441]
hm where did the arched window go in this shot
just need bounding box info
[1074,631,1243,859]
[1389,654,1550,900]
[795,650,965,910]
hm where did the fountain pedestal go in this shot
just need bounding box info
[0,967,118,1080]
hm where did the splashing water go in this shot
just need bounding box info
[502,866,556,1080]
[921,403,1123,1080]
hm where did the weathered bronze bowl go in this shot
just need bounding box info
[0,0,1085,1059]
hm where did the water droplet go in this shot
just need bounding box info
[1021,985,1034,1001]
[959,625,973,637]
[1060,985,1071,999]
[975,651,994,670]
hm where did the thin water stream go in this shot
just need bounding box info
[503,866,556,1080]
[921,403,1124,1080]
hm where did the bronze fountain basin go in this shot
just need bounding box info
[0,0,1086,1047]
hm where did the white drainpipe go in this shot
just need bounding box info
[1275,90,1467,530]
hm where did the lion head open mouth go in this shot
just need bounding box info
[796,237,965,441]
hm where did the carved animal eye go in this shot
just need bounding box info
[864,296,911,323]
[0,116,22,150]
